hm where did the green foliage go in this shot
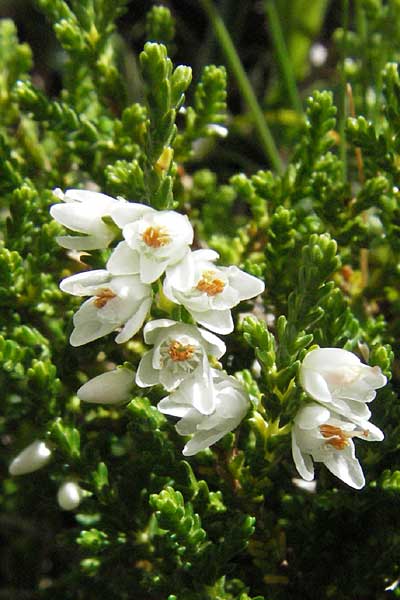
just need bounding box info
[0,2,399,600]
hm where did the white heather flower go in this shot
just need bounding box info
[292,403,384,489]
[136,319,225,414]
[9,440,52,476]
[57,481,83,511]
[77,367,135,404]
[158,370,249,456]
[50,188,125,250]
[299,347,387,422]
[163,249,265,334]
[120,208,194,284]
[60,269,152,346]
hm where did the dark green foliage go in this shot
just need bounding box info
[0,2,399,600]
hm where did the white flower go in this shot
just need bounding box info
[50,188,124,250]
[163,249,265,334]
[77,367,135,404]
[57,481,83,510]
[292,403,384,489]
[299,348,387,422]
[158,370,249,456]
[136,319,225,414]
[60,269,152,346]
[9,440,52,476]
[116,208,194,284]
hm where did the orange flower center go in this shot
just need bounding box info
[142,226,171,248]
[94,288,117,308]
[320,424,369,450]
[196,270,225,296]
[168,341,195,362]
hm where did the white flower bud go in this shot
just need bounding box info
[9,440,52,476]
[57,481,83,511]
[77,367,135,404]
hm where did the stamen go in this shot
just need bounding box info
[142,226,171,248]
[196,270,225,296]
[168,341,195,362]
[320,424,350,450]
[94,288,117,308]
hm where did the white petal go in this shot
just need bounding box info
[198,327,226,358]
[143,319,177,345]
[303,348,360,371]
[50,203,104,234]
[57,481,83,510]
[115,297,152,343]
[77,367,135,404]
[60,270,110,296]
[9,440,52,476]
[140,254,169,283]
[70,300,117,346]
[192,249,219,262]
[190,308,234,334]
[62,189,118,208]
[107,242,140,275]
[300,368,332,403]
[291,430,315,481]
[295,404,331,429]
[323,445,365,489]
[175,409,203,435]
[56,234,112,250]
[135,350,160,387]
[111,203,154,227]
[228,266,265,300]
[166,251,196,291]
[157,396,194,418]
[174,372,216,415]
[182,427,228,456]
[359,364,387,389]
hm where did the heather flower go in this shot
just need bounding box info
[163,249,265,334]
[292,403,384,489]
[60,269,152,346]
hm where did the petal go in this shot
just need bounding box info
[111,203,154,228]
[107,241,140,275]
[323,445,365,489]
[198,327,226,358]
[177,372,217,415]
[158,395,194,418]
[192,249,219,262]
[50,203,105,234]
[295,404,331,429]
[135,350,160,387]
[182,426,229,456]
[115,297,152,343]
[77,367,134,404]
[140,254,169,283]
[55,234,112,250]
[291,430,315,481]
[228,266,265,300]
[165,251,196,291]
[9,440,52,476]
[70,300,117,346]
[359,364,387,389]
[211,285,240,309]
[143,319,177,345]
[303,347,360,371]
[60,270,110,296]
[62,189,118,208]
[175,409,203,435]
[300,368,332,403]
[329,397,371,422]
[190,308,234,334]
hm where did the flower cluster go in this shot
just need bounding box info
[294,348,387,489]
[50,189,265,454]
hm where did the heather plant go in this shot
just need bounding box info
[1,2,400,599]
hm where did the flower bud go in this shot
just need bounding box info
[57,481,83,511]
[77,367,135,404]
[9,440,52,476]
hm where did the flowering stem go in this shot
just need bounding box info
[200,0,283,173]
[263,0,303,114]
[338,0,349,180]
